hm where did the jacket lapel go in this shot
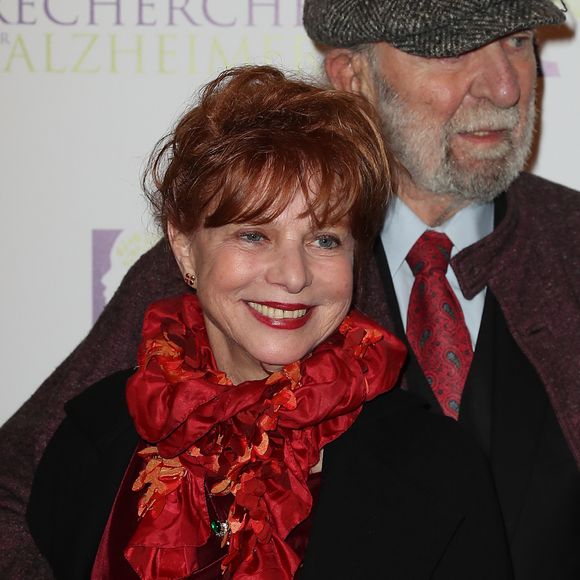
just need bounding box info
[458,289,494,454]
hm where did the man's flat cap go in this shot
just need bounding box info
[303,0,566,57]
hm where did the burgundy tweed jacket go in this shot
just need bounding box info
[1,172,579,578]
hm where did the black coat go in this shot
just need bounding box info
[27,370,512,580]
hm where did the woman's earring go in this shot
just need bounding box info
[184,272,196,288]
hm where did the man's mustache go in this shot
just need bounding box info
[449,106,519,134]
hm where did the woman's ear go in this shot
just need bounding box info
[167,223,196,278]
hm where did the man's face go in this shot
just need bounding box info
[365,31,538,203]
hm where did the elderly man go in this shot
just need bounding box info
[300,1,580,579]
[0,1,578,578]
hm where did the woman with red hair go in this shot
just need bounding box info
[26,66,510,580]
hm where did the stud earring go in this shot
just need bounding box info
[184,272,196,288]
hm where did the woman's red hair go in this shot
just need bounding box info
[144,65,396,267]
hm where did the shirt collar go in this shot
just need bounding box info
[380,196,494,276]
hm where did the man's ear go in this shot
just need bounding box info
[324,48,361,92]
[324,48,378,104]
[167,223,196,277]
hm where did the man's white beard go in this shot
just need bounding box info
[371,71,536,203]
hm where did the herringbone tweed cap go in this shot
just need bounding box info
[303,0,566,57]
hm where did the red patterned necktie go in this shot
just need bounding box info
[405,231,473,419]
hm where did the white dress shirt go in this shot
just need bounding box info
[380,196,494,348]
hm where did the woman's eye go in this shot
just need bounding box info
[314,234,340,250]
[240,231,265,243]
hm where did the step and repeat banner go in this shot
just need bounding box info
[1,0,579,424]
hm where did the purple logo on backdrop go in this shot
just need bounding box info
[92,228,159,322]
[92,229,122,322]
[541,61,561,77]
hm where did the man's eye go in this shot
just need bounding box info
[506,33,533,49]
[314,235,340,249]
[240,231,265,243]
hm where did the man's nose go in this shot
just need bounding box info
[266,245,313,294]
[469,42,522,108]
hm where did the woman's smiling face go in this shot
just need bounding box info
[170,194,355,384]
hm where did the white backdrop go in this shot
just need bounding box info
[1,0,579,425]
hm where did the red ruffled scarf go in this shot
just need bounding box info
[124,294,405,579]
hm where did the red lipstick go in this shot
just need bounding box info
[245,301,312,330]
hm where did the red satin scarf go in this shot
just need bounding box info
[124,294,405,579]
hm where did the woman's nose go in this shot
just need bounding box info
[266,245,313,294]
